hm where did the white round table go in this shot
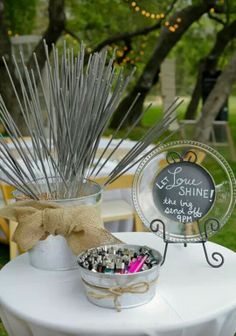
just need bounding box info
[0,232,236,336]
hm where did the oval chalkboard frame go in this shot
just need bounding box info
[132,140,236,242]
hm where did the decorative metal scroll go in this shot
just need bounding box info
[150,218,224,268]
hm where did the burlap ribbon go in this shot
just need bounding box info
[0,200,121,254]
[82,277,158,312]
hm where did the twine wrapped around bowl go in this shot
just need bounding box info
[78,244,162,310]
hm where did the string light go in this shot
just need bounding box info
[128,0,165,19]
[64,33,80,47]
[116,50,124,57]
[7,33,19,38]
[127,0,182,33]
[114,35,147,66]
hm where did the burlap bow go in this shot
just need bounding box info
[0,201,121,254]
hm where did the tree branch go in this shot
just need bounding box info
[0,0,66,134]
[91,0,178,53]
[185,18,236,119]
[91,22,162,54]
[64,27,81,43]
[207,12,226,26]
[194,51,236,142]
[185,20,236,119]
[225,0,230,25]
[116,38,132,64]
[0,0,12,62]
[27,0,66,72]
[110,0,214,128]
[210,19,236,57]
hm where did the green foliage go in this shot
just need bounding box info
[5,0,236,93]
[3,0,236,93]
[0,321,7,336]
[171,16,217,95]
[4,0,38,35]
[63,0,180,77]
[62,0,236,93]
[65,0,169,44]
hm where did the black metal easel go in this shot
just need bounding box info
[150,218,224,268]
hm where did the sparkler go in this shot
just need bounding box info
[0,41,182,199]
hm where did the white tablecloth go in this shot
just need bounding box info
[0,232,236,336]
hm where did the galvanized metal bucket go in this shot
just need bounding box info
[13,178,102,271]
[78,244,162,309]
[28,235,78,270]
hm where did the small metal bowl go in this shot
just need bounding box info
[78,244,162,310]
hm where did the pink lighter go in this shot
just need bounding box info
[128,255,147,273]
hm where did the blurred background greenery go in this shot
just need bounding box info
[1,1,236,333]
[1,0,236,277]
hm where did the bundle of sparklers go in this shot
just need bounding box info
[0,41,182,200]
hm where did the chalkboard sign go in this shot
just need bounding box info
[132,140,236,243]
[152,161,215,223]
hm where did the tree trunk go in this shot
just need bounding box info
[110,1,214,129]
[0,1,11,61]
[0,0,29,134]
[185,19,236,120]
[0,0,65,135]
[27,0,65,73]
[194,51,236,143]
[184,59,205,120]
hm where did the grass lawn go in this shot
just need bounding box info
[0,244,9,269]
[0,323,7,336]
[0,96,236,335]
